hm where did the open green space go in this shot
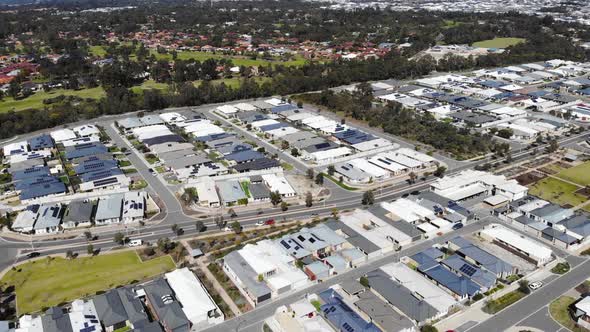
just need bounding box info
[482,290,527,314]
[89,45,307,67]
[1,251,175,314]
[549,296,586,332]
[0,87,105,113]
[472,37,526,48]
[528,177,587,208]
[554,161,590,187]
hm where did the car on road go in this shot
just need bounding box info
[452,223,464,230]
[224,226,233,232]
[410,190,420,195]
[401,193,409,198]
[26,252,41,259]
[148,168,156,175]
[257,219,275,226]
[529,281,543,290]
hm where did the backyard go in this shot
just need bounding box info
[1,251,175,314]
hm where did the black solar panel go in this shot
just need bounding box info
[459,264,477,277]
[93,177,119,187]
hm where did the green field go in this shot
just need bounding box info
[554,162,590,186]
[0,87,105,113]
[529,177,587,208]
[472,37,526,48]
[89,45,307,67]
[1,251,175,314]
[549,296,586,332]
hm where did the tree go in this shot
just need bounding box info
[171,224,178,234]
[330,208,339,220]
[359,276,369,287]
[257,274,264,282]
[87,244,94,255]
[408,171,417,184]
[281,140,289,150]
[327,165,335,176]
[195,220,206,232]
[228,208,237,218]
[281,201,288,211]
[305,192,313,207]
[215,215,226,229]
[434,166,447,178]
[113,232,125,245]
[8,80,20,99]
[362,190,375,205]
[315,173,324,185]
[157,237,173,253]
[546,139,559,153]
[496,128,513,139]
[420,325,438,332]
[307,168,314,180]
[84,231,92,241]
[231,221,242,234]
[291,148,300,157]
[518,279,531,294]
[270,191,282,206]
[66,250,74,259]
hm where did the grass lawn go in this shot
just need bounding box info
[130,179,148,190]
[549,296,586,332]
[472,37,526,48]
[1,251,175,314]
[528,177,586,208]
[240,181,251,198]
[88,45,107,57]
[323,173,358,191]
[280,162,294,171]
[0,87,105,113]
[555,161,590,187]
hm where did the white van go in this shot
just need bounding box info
[128,239,143,247]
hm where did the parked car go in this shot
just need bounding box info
[148,168,156,176]
[128,239,143,247]
[452,223,464,230]
[224,226,233,232]
[529,281,543,290]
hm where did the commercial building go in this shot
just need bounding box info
[430,170,528,202]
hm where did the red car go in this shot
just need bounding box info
[257,219,275,226]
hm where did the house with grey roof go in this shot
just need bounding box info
[248,183,270,202]
[141,279,190,332]
[33,204,65,234]
[217,180,247,206]
[62,200,94,229]
[222,251,272,305]
[94,287,150,331]
[95,194,123,225]
[353,291,416,332]
[41,307,73,332]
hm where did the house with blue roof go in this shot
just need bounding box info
[318,289,381,332]
[225,150,264,164]
[259,122,291,132]
[28,134,54,151]
[65,143,108,160]
[15,175,61,191]
[74,159,118,175]
[422,265,482,300]
[447,236,515,278]
[20,181,67,202]
[12,166,51,181]
[442,255,496,290]
[271,104,298,114]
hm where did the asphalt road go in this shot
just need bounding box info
[204,217,492,332]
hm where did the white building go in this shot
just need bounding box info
[262,174,296,197]
[165,268,224,328]
[69,299,103,332]
[50,129,77,143]
[380,199,436,224]
[480,224,553,266]
[122,191,146,223]
[430,170,527,202]
[195,179,220,207]
[216,104,239,116]
[73,124,100,138]
[159,112,187,124]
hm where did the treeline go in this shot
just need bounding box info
[297,90,495,159]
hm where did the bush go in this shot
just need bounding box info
[472,293,484,301]
[551,262,570,275]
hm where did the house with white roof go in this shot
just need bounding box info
[165,268,224,329]
[73,124,100,138]
[3,141,28,156]
[122,191,146,223]
[340,209,412,253]
[380,199,436,224]
[159,112,187,124]
[480,224,553,266]
[216,104,239,116]
[194,179,220,207]
[262,174,296,197]
[50,129,77,143]
[430,170,527,202]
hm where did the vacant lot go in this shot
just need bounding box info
[529,177,587,208]
[1,251,175,314]
[472,37,526,48]
[555,161,590,187]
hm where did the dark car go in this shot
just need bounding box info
[26,252,41,259]
[410,190,421,195]
[401,193,410,198]
[452,223,464,230]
